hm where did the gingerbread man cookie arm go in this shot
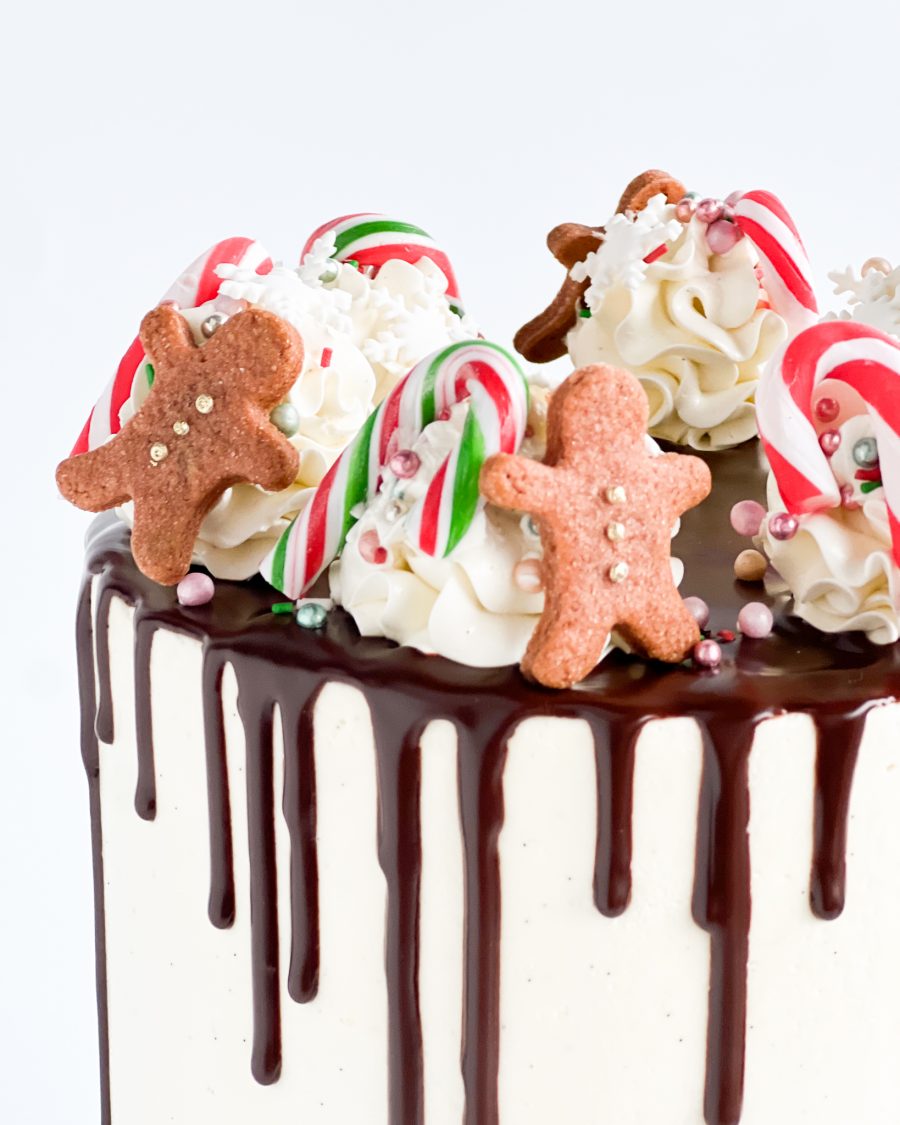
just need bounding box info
[479,454,566,517]
[139,305,195,377]
[56,439,133,513]
[652,453,712,518]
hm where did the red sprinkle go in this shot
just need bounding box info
[643,244,668,265]
[716,629,736,643]
[321,347,333,368]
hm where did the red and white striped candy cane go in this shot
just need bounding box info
[71,238,273,456]
[731,190,818,332]
[261,340,528,598]
[757,319,900,563]
[302,213,462,304]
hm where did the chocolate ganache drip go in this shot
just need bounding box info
[76,440,900,1125]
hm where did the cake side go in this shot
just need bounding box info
[84,576,900,1125]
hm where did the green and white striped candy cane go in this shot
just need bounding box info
[260,340,529,598]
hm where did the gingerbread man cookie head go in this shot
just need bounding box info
[56,306,303,586]
[546,364,649,468]
[481,363,711,689]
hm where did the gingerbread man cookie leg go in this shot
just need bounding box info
[617,587,703,665]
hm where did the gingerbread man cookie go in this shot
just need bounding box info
[56,306,303,585]
[480,364,711,689]
[513,169,685,364]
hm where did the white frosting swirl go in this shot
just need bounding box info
[118,246,476,579]
[759,415,900,643]
[567,199,787,450]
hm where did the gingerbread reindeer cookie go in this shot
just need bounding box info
[56,306,303,585]
[513,169,685,364]
[480,364,711,689]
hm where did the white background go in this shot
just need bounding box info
[1,1,897,1121]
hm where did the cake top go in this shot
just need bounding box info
[57,181,900,688]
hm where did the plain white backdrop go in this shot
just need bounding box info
[1,1,898,1121]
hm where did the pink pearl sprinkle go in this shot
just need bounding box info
[840,483,862,510]
[706,219,741,255]
[388,449,420,479]
[737,601,774,639]
[693,639,722,669]
[814,396,840,424]
[176,572,215,607]
[819,429,842,456]
[675,197,696,223]
[768,512,799,541]
[730,499,766,537]
[513,558,543,594]
[358,530,388,565]
[683,596,710,629]
[695,198,724,224]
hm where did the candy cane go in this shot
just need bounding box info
[302,213,462,304]
[731,190,818,332]
[261,340,528,597]
[757,319,900,563]
[71,238,273,456]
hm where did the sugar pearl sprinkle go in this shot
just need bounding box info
[608,561,630,583]
[734,549,768,582]
[683,596,710,629]
[737,601,774,639]
[814,396,840,424]
[295,602,328,630]
[358,529,388,565]
[195,393,215,415]
[388,449,420,479]
[270,402,300,437]
[176,572,215,607]
[201,312,226,338]
[730,499,766,538]
[693,638,722,669]
[676,192,745,256]
[513,558,544,594]
[819,430,841,456]
[768,512,799,541]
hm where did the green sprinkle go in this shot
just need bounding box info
[578,308,592,318]
[448,303,463,318]
[345,258,359,270]
[145,362,155,387]
[860,480,883,494]
[271,601,296,615]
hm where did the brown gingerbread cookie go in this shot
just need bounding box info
[513,169,686,364]
[56,306,303,585]
[480,363,711,689]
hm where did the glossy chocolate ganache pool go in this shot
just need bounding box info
[77,439,900,1125]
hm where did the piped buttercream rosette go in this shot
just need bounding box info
[757,319,900,640]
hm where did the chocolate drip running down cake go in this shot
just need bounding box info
[62,185,900,1123]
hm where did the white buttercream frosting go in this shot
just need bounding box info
[118,242,476,579]
[759,414,900,643]
[567,196,788,451]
